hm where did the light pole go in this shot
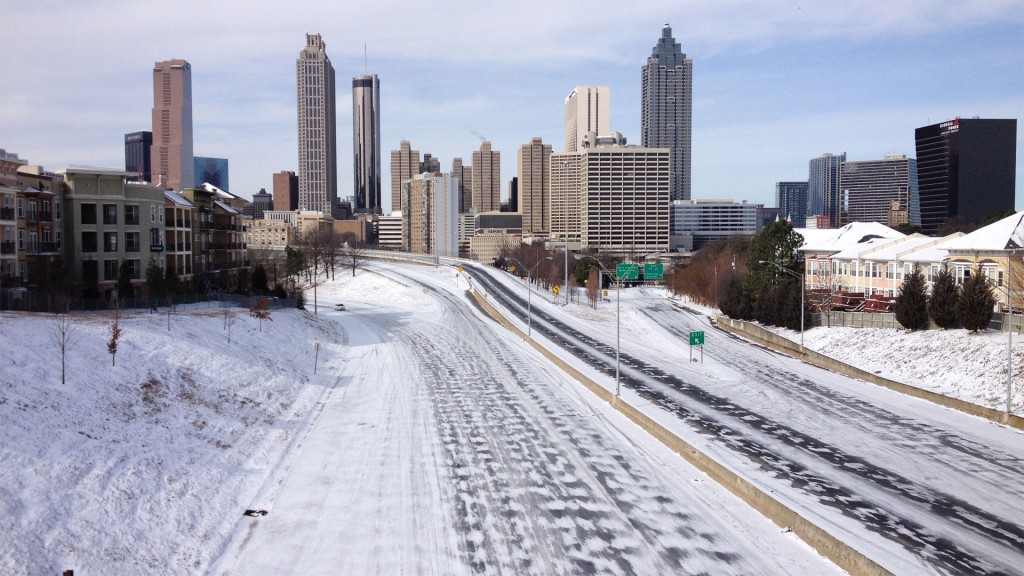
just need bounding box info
[759,260,805,348]
[576,254,622,397]
[508,257,551,340]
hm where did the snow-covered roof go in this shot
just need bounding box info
[200,182,242,201]
[164,190,193,207]
[214,200,238,214]
[798,222,905,253]
[941,211,1024,252]
[861,233,962,262]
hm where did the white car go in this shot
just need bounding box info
[334,303,346,311]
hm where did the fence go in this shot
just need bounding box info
[813,311,1024,334]
[0,292,296,314]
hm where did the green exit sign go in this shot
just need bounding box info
[616,263,639,280]
[644,263,664,281]
[689,331,705,346]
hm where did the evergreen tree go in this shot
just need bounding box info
[894,265,929,330]
[744,220,804,316]
[145,258,167,304]
[252,264,269,294]
[116,260,134,304]
[928,266,960,329]
[957,266,996,332]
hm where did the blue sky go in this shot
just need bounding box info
[2,0,1021,214]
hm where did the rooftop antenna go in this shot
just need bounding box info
[364,44,367,75]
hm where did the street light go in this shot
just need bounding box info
[759,259,805,348]
[576,254,623,397]
[507,256,552,340]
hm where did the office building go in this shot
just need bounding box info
[352,74,381,213]
[775,181,809,227]
[551,132,670,254]
[243,188,273,219]
[564,86,610,152]
[671,199,759,252]
[125,131,153,183]
[390,140,420,213]
[506,177,518,213]
[471,141,500,213]
[421,153,441,174]
[641,24,692,201]
[915,118,1017,235]
[809,152,845,227]
[194,156,229,190]
[451,158,472,213]
[296,33,337,214]
[272,170,298,211]
[518,137,551,234]
[400,173,458,257]
[151,59,193,191]
[840,154,920,227]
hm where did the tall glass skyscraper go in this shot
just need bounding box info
[352,74,381,214]
[297,34,337,215]
[809,152,845,228]
[642,24,692,201]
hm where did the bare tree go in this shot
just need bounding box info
[586,267,600,309]
[222,306,238,343]
[338,232,366,278]
[50,308,77,385]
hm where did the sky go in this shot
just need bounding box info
[2,0,1022,214]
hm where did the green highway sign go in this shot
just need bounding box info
[643,263,664,281]
[689,331,705,346]
[616,263,639,280]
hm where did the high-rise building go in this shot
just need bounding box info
[517,137,551,233]
[296,34,337,214]
[420,154,441,174]
[243,188,274,219]
[390,140,420,213]
[641,24,692,201]
[151,59,193,191]
[194,157,229,190]
[125,131,153,183]
[471,141,501,213]
[840,154,920,227]
[671,199,760,252]
[564,86,610,152]
[451,158,472,213]
[551,133,670,254]
[352,74,381,214]
[400,173,458,257]
[272,170,298,211]
[915,118,1017,235]
[506,177,518,213]
[775,181,809,227]
[809,152,845,228]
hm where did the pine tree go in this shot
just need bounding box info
[895,265,929,330]
[957,266,996,332]
[928,265,960,329]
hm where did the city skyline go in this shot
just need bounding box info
[1,1,1021,214]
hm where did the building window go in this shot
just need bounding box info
[17,229,24,249]
[125,232,140,252]
[151,205,157,223]
[55,201,62,221]
[104,259,119,281]
[103,232,118,252]
[125,205,140,225]
[17,198,24,218]
[81,203,97,224]
[103,204,118,225]
[81,232,97,253]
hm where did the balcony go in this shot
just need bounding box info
[27,242,60,255]
[0,241,14,255]
[0,207,14,221]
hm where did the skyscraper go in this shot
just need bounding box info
[564,86,609,152]
[297,34,337,215]
[840,155,920,227]
[125,131,152,183]
[390,140,420,213]
[775,181,809,228]
[151,59,193,191]
[518,137,551,233]
[451,158,472,214]
[352,74,381,214]
[809,152,845,228]
[641,24,692,201]
[471,141,500,213]
[915,118,1017,235]
[194,156,229,190]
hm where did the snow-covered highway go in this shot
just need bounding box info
[465,261,1024,575]
[215,264,838,575]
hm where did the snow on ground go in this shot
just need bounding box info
[1,268,842,575]
[0,302,343,575]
